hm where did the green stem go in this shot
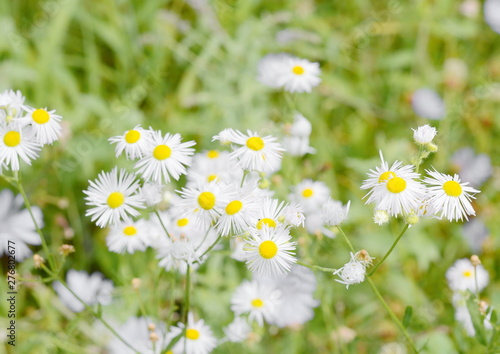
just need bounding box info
[474,265,480,300]
[367,224,410,277]
[240,170,249,188]
[154,210,172,239]
[337,226,356,254]
[297,260,337,273]
[366,278,417,353]
[182,264,192,354]
[197,233,223,261]
[15,171,57,271]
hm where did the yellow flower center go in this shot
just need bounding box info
[386,177,406,193]
[125,129,141,144]
[443,180,462,197]
[379,171,396,183]
[177,218,189,227]
[207,150,219,159]
[462,270,472,278]
[123,226,137,236]
[246,137,264,151]
[259,240,278,259]
[207,174,218,182]
[3,131,21,147]
[32,109,50,124]
[186,328,200,340]
[251,298,264,308]
[302,188,314,198]
[225,200,243,215]
[292,66,304,75]
[153,144,171,160]
[107,192,125,209]
[198,192,216,210]
[256,218,276,230]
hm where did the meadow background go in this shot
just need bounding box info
[1,0,500,353]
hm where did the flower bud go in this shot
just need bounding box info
[33,254,45,269]
[470,255,481,266]
[59,244,75,256]
[131,278,141,290]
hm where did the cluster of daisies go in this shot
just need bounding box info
[362,124,480,225]
[446,256,493,336]
[0,89,62,172]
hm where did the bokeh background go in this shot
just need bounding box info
[1,0,499,353]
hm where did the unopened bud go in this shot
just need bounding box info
[479,301,488,315]
[426,143,438,152]
[131,278,141,290]
[258,179,270,189]
[470,255,481,266]
[405,213,419,225]
[259,171,266,178]
[148,323,156,332]
[33,254,45,269]
[149,332,159,342]
[59,244,75,256]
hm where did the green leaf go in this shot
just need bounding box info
[490,309,497,325]
[403,306,413,328]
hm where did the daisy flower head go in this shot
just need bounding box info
[281,201,305,227]
[223,317,252,343]
[361,151,406,191]
[22,107,62,145]
[134,129,196,184]
[83,168,145,228]
[230,279,281,326]
[333,255,366,289]
[257,53,293,89]
[0,122,40,170]
[0,90,26,122]
[412,124,437,145]
[214,129,284,173]
[245,225,297,278]
[109,125,153,159]
[411,88,446,120]
[53,269,114,312]
[289,179,330,213]
[0,189,43,261]
[167,313,217,354]
[485,0,500,34]
[322,199,350,227]
[446,258,489,293]
[155,236,203,274]
[187,149,241,185]
[423,169,480,221]
[288,112,312,138]
[276,55,321,93]
[216,187,260,236]
[106,219,153,254]
[177,181,232,229]
[250,197,286,231]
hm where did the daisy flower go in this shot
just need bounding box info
[446,258,489,293]
[423,169,480,221]
[22,107,62,145]
[106,219,153,254]
[0,90,26,122]
[321,198,350,227]
[0,189,43,261]
[333,256,366,289]
[53,269,114,312]
[373,210,390,226]
[213,129,284,173]
[305,213,335,238]
[134,129,195,184]
[167,313,217,354]
[249,197,286,231]
[281,202,305,227]
[412,124,437,145]
[245,225,297,277]
[282,136,316,157]
[257,53,293,88]
[216,187,260,236]
[230,279,281,326]
[0,122,40,170]
[187,149,241,185]
[223,317,252,343]
[177,181,232,229]
[361,151,407,191]
[411,88,446,120]
[269,265,319,328]
[83,168,145,228]
[107,317,167,354]
[289,179,330,213]
[109,125,153,159]
[140,181,164,207]
[276,56,321,93]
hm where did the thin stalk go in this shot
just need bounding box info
[154,210,172,239]
[337,226,356,254]
[182,264,192,354]
[366,278,417,353]
[240,170,249,188]
[15,171,56,269]
[473,265,480,300]
[367,224,410,277]
[198,234,223,260]
[297,261,336,273]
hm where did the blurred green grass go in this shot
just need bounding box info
[0,0,499,353]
